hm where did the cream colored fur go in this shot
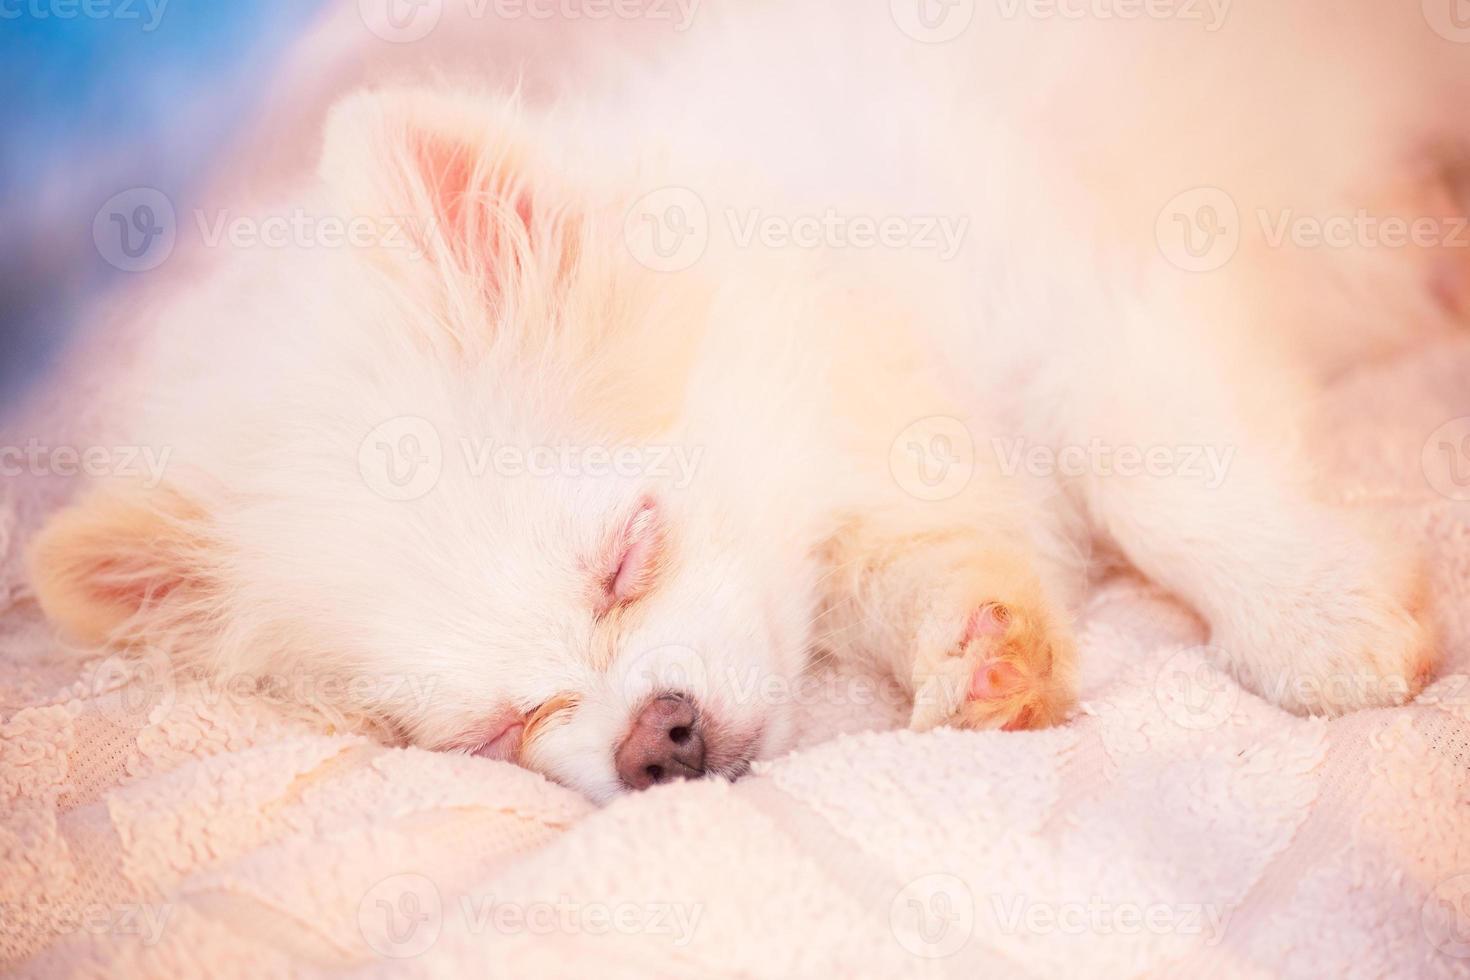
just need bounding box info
[29,0,1469,799]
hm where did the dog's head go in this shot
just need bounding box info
[30,88,821,801]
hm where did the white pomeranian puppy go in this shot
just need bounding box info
[29,0,1469,800]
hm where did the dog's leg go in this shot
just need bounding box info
[817,515,1077,732]
[1064,332,1436,716]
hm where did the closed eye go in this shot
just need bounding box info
[597,498,662,615]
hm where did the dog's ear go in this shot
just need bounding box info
[29,486,210,648]
[318,87,578,321]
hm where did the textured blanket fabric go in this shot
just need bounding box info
[2,337,1468,979]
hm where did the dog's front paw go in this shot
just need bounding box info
[909,598,1077,733]
[1214,560,1436,716]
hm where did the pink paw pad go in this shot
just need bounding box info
[960,603,1010,645]
[969,660,1025,701]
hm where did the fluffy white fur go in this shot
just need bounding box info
[29,0,1469,800]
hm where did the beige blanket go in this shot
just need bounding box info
[2,332,1468,978]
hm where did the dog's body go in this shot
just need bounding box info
[29,1,1469,799]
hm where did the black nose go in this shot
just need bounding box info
[615,693,706,790]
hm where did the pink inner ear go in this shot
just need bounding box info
[408,131,536,280]
[410,133,474,231]
[87,554,177,607]
[30,489,205,647]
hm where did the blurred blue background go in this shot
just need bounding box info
[0,0,328,412]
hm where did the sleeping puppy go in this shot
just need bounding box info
[29,0,1466,800]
